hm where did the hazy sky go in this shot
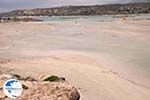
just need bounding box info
[0,0,131,12]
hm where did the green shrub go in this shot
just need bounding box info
[43,75,60,82]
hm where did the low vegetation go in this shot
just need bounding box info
[43,75,62,82]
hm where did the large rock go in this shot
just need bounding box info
[18,81,80,100]
[0,74,80,100]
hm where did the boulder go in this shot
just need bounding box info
[0,74,80,100]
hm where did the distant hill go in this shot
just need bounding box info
[130,0,150,3]
[116,0,150,3]
[0,3,150,17]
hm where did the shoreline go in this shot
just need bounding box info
[0,14,150,23]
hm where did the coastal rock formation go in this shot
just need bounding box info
[0,16,42,23]
[0,74,80,100]
[18,82,80,100]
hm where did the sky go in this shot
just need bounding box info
[0,0,132,12]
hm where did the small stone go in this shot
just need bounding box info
[0,91,5,99]
[23,77,37,81]
[22,84,29,90]
[0,82,3,88]
[0,74,12,81]
[11,74,21,79]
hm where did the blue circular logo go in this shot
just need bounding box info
[3,79,22,99]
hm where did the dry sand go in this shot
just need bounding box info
[0,17,150,100]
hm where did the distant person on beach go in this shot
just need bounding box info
[75,20,77,24]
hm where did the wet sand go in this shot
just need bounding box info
[0,16,150,100]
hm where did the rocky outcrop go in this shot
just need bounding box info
[0,16,42,23]
[0,3,149,17]
[0,74,80,100]
[18,82,80,100]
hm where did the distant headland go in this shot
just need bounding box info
[0,3,150,17]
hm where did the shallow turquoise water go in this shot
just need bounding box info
[39,14,150,22]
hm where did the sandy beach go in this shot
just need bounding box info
[0,15,150,100]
